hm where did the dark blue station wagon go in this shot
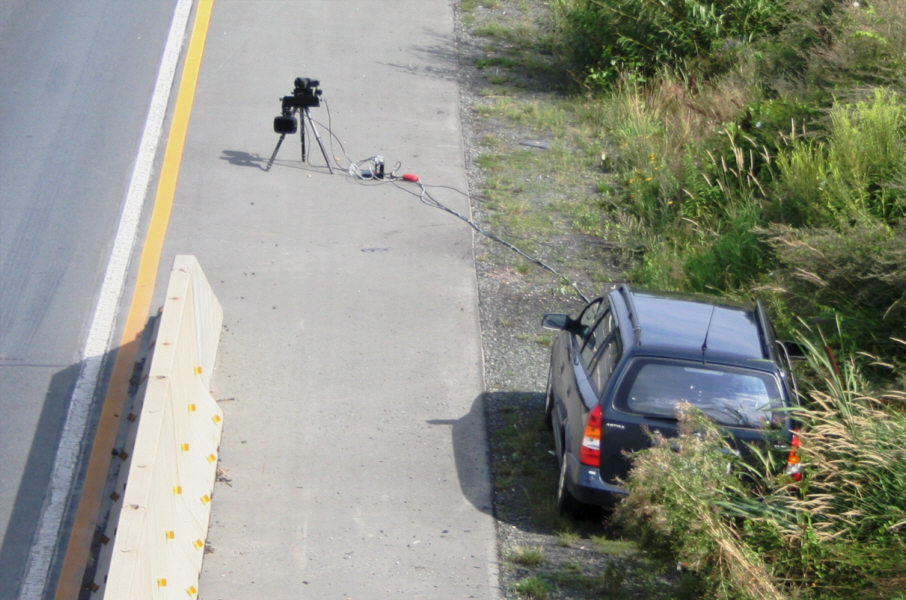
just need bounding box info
[542,285,801,514]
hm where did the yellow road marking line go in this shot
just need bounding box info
[53,0,215,597]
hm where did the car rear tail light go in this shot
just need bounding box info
[579,405,603,466]
[786,428,802,482]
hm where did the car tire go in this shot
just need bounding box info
[556,451,585,516]
[543,369,554,430]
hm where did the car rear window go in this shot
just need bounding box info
[615,358,784,428]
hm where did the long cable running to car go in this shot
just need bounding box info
[325,103,590,303]
[392,179,590,304]
[267,79,590,304]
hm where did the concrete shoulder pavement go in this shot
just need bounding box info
[158,1,498,598]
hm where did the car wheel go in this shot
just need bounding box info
[556,451,584,516]
[543,369,554,430]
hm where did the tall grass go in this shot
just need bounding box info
[614,335,906,598]
[775,88,906,226]
[554,0,789,86]
[547,5,906,590]
[765,222,906,376]
[613,405,787,600]
[795,0,906,92]
[554,0,906,376]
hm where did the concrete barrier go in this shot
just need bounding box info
[91,255,223,599]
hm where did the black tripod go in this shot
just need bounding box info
[266,106,332,173]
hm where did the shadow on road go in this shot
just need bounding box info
[0,360,80,599]
[219,150,268,170]
[426,392,495,516]
[438,391,608,532]
[382,27,461,82]
[428,390,560,527]
[0,334,146,600]
[220,148,336,176]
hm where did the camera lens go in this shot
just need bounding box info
[273,115,297,134]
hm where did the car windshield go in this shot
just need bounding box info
[616,358,784,428]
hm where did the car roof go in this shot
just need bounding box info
[610,287,771,363]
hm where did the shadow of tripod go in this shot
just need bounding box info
[266,77,333,173]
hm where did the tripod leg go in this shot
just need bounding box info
[304,108,334,174]
[299,116,307,163]
[265,133,286,171]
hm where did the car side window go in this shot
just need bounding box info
[576,298,603,341]
[580,307,613,367]
[573,298,604,348]
[589,334,621,394]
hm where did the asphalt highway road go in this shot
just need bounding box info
[0,2,179,597]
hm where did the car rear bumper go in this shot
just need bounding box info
[567,454,628,506]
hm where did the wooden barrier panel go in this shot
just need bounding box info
[95,256,223,599]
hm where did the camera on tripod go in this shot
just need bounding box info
[267,77,332,172]
[273,77,322,134]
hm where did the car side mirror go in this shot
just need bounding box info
[542,313,585,336]
[541,313,570,331]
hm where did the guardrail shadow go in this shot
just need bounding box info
[0,336,144,600]
[0,359,80,599]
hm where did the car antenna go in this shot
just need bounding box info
[701,305,716,358]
